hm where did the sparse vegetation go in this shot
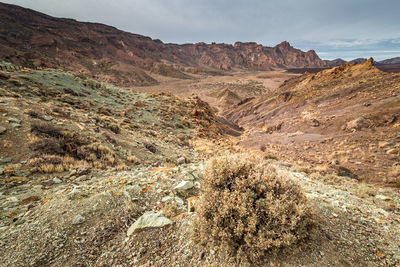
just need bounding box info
[194,153,315,264]
[28,121,122,172]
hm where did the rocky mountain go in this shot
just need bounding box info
[0,2,329,86]
[1,61,399,267]
[377,57,400,65]
[327,57,400,67]
[327,58,368,66]
[225,59,400,184]
[326,58,347,66]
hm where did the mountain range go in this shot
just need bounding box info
[1,2,397,86]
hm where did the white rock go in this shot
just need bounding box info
[174,181,194,191]
[375,195,392,201]
[177,157,186,165]
[161,196,173,202]
[6,197,18,203]
[127,212,173,236]
[174,196,184,207]
[53,178,62,184]
[375,208,389,216]
[72,215,85,225]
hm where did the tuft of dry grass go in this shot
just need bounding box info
[127,155,140,165]
[28,122,121,173]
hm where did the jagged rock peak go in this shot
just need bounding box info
[275,41,292,49]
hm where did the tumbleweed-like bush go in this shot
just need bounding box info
[195,153,315,263]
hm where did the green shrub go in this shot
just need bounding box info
[194,153,314,264]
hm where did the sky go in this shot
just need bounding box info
[2,0,400,60]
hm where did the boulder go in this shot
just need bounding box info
[7,118,22,124]
[174,181,194,191]
[344,116,371,131]
[72,215,86,225]
[0,126,6,134]
[127,212,173,236]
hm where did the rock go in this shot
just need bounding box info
[75,175,89,182]
[161,196,173,202]
[311,119,320,127]
[1,157,12,163]
[278,162,292,168]
[7,118,21,124]
[52,178,62,184]
[127,211,173,236]
[126,185,142,197]
[375,195,392,201]
[144,143,157,153]
[42,115,53,121]
[177,157,186,165]
[41,179,54,186]
[375,208,388,216]
[72,215,86,225]
[138,247,146,255]
[0,126,6,134]
[7,196,18,203]
[67,187,87,200]
[344,116,371,131]
[334,166,357,179]
[76,165,90,176]
[174,181,194,191]
[11,123,21,128]
[69,169,77,177]
[0,167,4,175]
[162,195,184,208]
[173,196,184,207]
[0,71,10,79]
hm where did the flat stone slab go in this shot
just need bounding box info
[174,180,194,191]
[127,211,173,236]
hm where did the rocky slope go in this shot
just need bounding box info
[1,62,399,267]
[1,155,399,266]
[225,59,400,184]
[0,3,330,86]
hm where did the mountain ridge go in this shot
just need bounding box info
[0,2,330,86]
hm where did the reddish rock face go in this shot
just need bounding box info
[0,2,329,85]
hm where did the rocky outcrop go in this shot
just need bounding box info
[0,2,329,85]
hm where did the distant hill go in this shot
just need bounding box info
[327,57,400,67]
[376,57,400,65]
[0,2,330,86]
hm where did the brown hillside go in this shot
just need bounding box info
[0,3,329,86]
[226,59,400,184]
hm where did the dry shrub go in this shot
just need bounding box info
[194,153,315,264]
[115,163,128,171]
[30,122,88,159]
[127,155,140,165]
[28,155,64,167]
[38,163,64,173]
[31,121,64,138]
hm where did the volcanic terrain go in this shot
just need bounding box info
[0,3,399,267]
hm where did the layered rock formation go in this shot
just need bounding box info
[0,2,329,85]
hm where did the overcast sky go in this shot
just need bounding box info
[3,0,400,60]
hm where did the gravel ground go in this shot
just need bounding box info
[0,161,399,266]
